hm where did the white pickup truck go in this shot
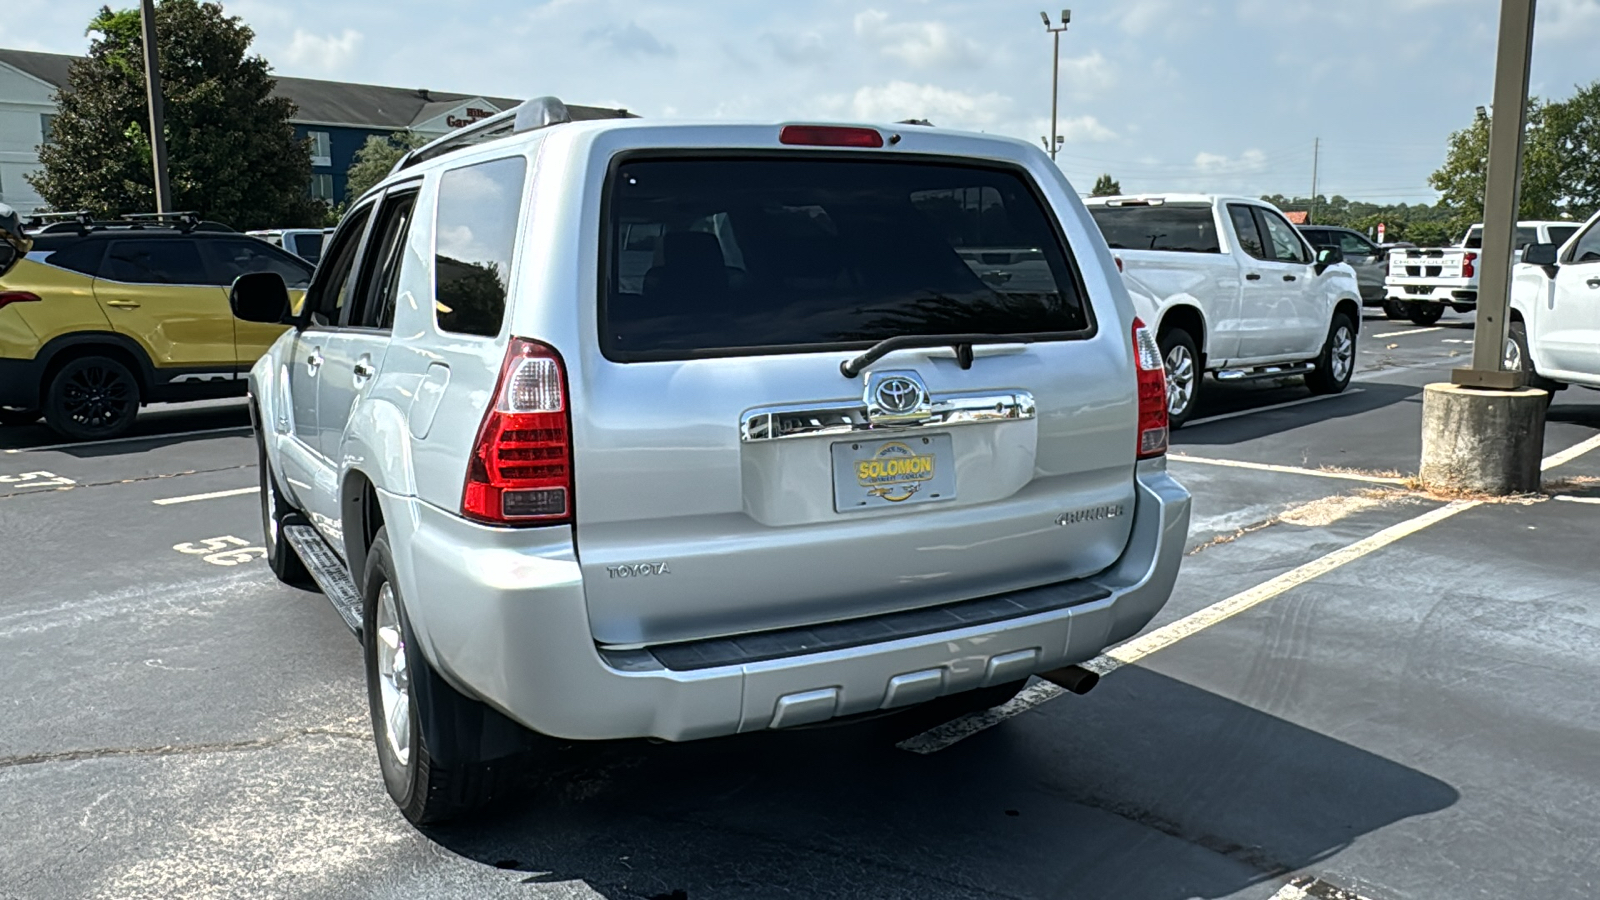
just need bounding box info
[1385,220,1580,326]
[1504,212,1600,397]
[1086,194,1363,426]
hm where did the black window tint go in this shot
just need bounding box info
[289,233,325,263]
[1256,208,1310,264]
[1464,227,1483,249]
[435,157,526,337]
[352,190,419,330]
[305,206,373,327]
[102,240,208,284]
[1228,205,1268,260]
[1299,229,1333,249]
[1337,231,1375,256]
[1548,226,1578,248]
[1569,223,1600,263]
[204,239,314,290]
[43,241,105,276]
[602,158,1090,360]
[1089,204,1220,253]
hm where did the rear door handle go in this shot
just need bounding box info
[104,299,141,309]
[1246,273,1262,281]
[1587,278,1600,289]
[306,349,323,376]
[1283,274,1298,282]
[352,359,375,380]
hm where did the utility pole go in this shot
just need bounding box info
[1308,137,1320,225]
[1040,10,1070,161]
[1455,0,1536,390]
[139,0,172,214]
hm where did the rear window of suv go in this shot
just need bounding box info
[1087,203,1221,254]
[600,157,1091,361]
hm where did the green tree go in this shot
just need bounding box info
[1089,173,1121,197]
[345,131,428,202]
[28,0,322,230]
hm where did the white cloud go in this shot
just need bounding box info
[1057,50,1115,96]
[282,28,362,74]
[831,81,1011,130]
[853,9,984,69]
[1059,115,1117,143]
[1195,149,1269,174]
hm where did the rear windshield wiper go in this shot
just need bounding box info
[840,333,1035,379]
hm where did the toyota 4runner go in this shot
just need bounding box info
[229,98,1193,823]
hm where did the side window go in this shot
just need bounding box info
[44,241,106,276]
[303,206,374,328]
[102,240,209,284]
[1568,222,1600,264]
[1338,232,1375,256]
[1256,209,1311,264]
[350,189,420,330]
[435,156,527,337]
[202,239,314,290]
[1227,204,1268,260]
[1548,225,1579,248]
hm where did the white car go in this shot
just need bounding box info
[247,228,332,263]
[1386,220,1580,326]
[1505,212,1600,396]
[228,99,1192,823]
[1086,194,1363,426]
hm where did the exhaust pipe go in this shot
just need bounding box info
[1039,664,1100,696]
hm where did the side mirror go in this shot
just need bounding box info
[1315,246,1343,275]
[230,272,293,324]
[1522,242,1559,268]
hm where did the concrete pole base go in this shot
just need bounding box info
[1419,383,1547,495]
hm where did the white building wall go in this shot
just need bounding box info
[0,63,58,212]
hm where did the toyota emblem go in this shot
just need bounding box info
[874,376,924,416]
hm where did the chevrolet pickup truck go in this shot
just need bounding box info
[1384,220,1580,325]
[1087,194,1362,426]
[1504,213,1600,398]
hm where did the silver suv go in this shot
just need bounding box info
[230,98,1192,824]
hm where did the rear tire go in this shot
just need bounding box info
[1306,312,1356,396]
[1383,300,1409,321]
[256,426,312,586]
[1408,304,1444,326]
[43,355,140,441]
[0,407,40,426]
[1158,328,1201,429]
[364,529,549,824]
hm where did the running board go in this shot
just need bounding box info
[1215,363,1316,382]
[282,524,363,638]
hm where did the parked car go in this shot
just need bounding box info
[1384,220,1580,326]
[1086,194,1363,427]
[232,98,1193,824]
[1298,225,1388,306]
[0,212,313,439]
[1504,213,1600,397]
[247,228,332,263]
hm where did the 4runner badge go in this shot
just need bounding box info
[1056,504,1126,527]
[607,562,671,579]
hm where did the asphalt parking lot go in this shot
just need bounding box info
[3,308,1599,900]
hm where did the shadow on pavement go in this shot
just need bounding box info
[1177,381,1423,449]
[0,401,250,454]
[425,668,1458,899]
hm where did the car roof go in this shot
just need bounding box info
[1082,193,1264,207]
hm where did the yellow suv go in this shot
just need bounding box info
[0,213,313,440]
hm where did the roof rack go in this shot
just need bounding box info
[391,96,634,175]
[23,211,235,236]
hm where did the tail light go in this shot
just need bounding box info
[0,291,42,311]
[1113,256,1124,273]
[1132,318,1168,459]
[462,338,573,526]
[1462,252,1477,278]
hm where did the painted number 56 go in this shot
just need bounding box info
[173,535,266,567]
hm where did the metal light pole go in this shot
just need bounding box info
[1040,10,1070,161]
[139,0,172,214]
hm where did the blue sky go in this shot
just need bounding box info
[7,0,1600,203]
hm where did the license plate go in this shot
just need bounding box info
[832,434,956,512]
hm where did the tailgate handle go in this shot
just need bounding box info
[741,390,1035,443]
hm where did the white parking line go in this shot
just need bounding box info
[904,428,1600,755]
[898,500,1481,755]
[1542,433,1600,471]
[152,486,259,506]
[4,426,251,454]
[1555,495,1600,505]
[1170,454,1406,485]
[1372,326,1444,339]
[1184,389,1364,427]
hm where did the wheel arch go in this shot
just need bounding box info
[35,332,156,397]
[1158,304,1208,358]
[1334,297,1362,335]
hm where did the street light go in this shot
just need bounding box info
[1040,9,1070,161]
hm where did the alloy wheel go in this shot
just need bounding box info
[1503,336,1524,372]
[375,583,412,768]
[1164,344,1196,417]
[60,364,133,432]
[1330,326,1355,383]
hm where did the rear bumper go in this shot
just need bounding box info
[383,459,1191,742]
[1384,279,1476,305]
[0,357,42,408]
